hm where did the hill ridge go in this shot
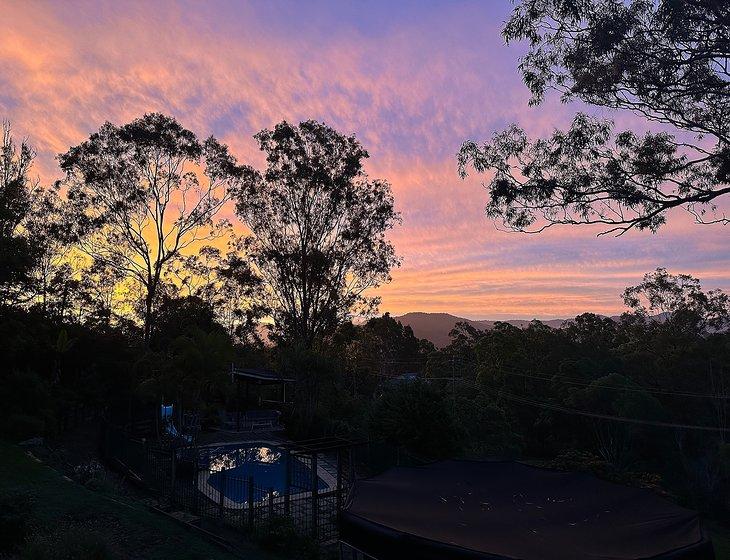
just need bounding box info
[394,311,569,347]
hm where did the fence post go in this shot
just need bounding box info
[193,453,199,515]
[311,452,318,539]
[268,487,274,519]
[247,476,254,531]
[349,447,355,486]
[142,438,149,487]
[284,451,291,515]
[218,469,226,519]
[170,449,177,501]
[336,448,343,512]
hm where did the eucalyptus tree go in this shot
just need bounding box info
[233,120,400,347]
[0,122,36,297]
[170,240,264,342]
[23,184,76,316]
[59,113,245,342]
[459,0,730,235]
[623,267,730,332]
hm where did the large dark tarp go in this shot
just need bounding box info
[340,460,713,560]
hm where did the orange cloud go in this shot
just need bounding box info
[1,0,728,319]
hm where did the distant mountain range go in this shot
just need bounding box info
[394,312,573,347]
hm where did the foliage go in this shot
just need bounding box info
[253,515,320,560]
[543,450,665,494]
[370,378,459,458]
[234,120,400,347]
[0,122,37,296]
[623,267,730,331]
[459,0,730,235]
[170,240,264,343]
[59,113,244,342]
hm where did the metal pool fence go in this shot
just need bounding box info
[100,424,356,543]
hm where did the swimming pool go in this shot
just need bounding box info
[200,443,329,504]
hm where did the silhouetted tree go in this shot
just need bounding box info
[0,122,36,297]
[623,267,730,331]
[234,120,400,347]
[459,0,730,235]
[170,239,263,342]
[23,184,77,316]
[370,378,459,458]
[59,113,245,343]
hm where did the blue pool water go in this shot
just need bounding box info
[204,444,327,503]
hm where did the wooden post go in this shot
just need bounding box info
[268,487,274,518]
[311,453,318,539]
[218,469,226,518]
[247,476,254,531]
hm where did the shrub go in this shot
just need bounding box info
[370,378,459,458]
[20,526,111,560]
[253,515,319,559]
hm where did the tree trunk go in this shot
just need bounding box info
[143,289,154,345]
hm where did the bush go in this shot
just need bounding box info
[253,515,319,559]
[20,526,111,560]
[370,379,459,458]
[544,450,665,494]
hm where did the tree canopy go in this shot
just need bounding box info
[59,113,245,342]
[459,0,730,235]
[233,120,400,347]
[0,122,37,294]
[623,267,730,331]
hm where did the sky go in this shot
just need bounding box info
[2,0,729,320]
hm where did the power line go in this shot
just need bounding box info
[458,379,730,433]
[365,358,727,400]
[493,388,730,433]
[369,369,728,431]
[493,366,729,400]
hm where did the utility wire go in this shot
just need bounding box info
[492,366,729,400]
[451,378,730,433]
[365,358,728,400]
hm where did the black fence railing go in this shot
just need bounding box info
[100,423,354,543]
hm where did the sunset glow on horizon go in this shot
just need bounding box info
[3,0,729,321]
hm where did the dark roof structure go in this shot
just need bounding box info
[229,366,295,384]
[340,460,713,560]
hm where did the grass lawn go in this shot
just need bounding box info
[0,441,274,560]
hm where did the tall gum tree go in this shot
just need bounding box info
[0,121,37,298]
[59,113,245,343]
[233,120,400,348]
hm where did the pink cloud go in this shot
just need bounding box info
[1,0,728,319]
